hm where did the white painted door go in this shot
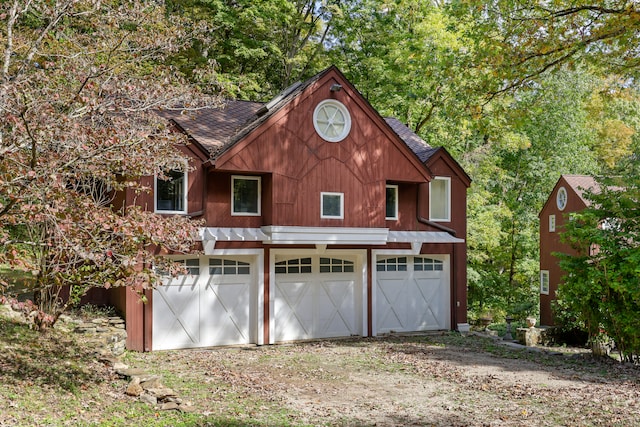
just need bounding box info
[152,256,256,350]
[376,255,450,333]
[274,255,361,342]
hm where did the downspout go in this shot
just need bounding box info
[416,182,457,236]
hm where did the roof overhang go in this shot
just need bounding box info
[199,226,464,254]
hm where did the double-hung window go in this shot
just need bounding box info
[232,175,261,216]
[155,168,187,214]
[429,177,451,222]
[386,184,398,220]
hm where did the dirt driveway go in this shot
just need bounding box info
[134,333,640,426]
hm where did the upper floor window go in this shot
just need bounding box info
[321,192,344,219]
[386,185,398,220]
[429,177,450,222]
[155,169,187,214]
[232,175,261,216]
[549,214,556,233]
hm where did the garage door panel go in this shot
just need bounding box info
[153,282,201,350]
[203,281,252,346]
[377,278,408,332]
[153,256,257,350]
[273,255,362,342]
[317,280,357,337]
[274,280,314,341]
[376,256,450,334]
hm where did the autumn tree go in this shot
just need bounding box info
[0,0,217,326]
[456,0,640,97]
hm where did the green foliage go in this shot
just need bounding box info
[166,0,338,98]
[558,173,640,361]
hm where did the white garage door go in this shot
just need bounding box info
[153,256,256,350]
[274,255,362,342]
[376,255,450,334]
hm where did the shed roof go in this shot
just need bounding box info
[563,175,598,206]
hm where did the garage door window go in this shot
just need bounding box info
[320,257,354,273]
[376,257,408,272]
[275,258,312,274]
[209,258,251,275]
[414,257,444,271]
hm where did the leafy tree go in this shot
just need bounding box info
[558,173,640,361]
[166,0,341,99]
[456,0,640,96]
[0,0,214,326]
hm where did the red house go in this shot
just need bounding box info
[539,175,597,326]
[113,66,471,351]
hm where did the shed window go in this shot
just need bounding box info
[430,177,451,222]
[414,257,444,271]
[155,169,187,214]
[232,176,261,216]
[386,185,398,220]
[540,270,550,295]
[376,257,408,272]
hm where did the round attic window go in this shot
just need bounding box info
[556,186,568,211]
[313,100,351,142]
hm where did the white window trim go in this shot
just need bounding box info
[549,214,556,232]
[321,192,344,219]
[313,99,352,143]
[556,186,568,211]
[429,176,451,222]
[231,175,261,216]
[154,165,188,215]
[540,270,550,295]
[386,184,399,220]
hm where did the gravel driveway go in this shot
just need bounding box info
[133,333,640,426]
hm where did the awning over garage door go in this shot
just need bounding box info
[200,227,464,253]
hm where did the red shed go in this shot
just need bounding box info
[539,175,597,326]
[117,66,471,351]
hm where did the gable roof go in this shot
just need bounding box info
[384,118,438,163]
[160,66,448,168]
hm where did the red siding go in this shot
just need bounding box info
[539,178,589,325]
[212,72,430,229]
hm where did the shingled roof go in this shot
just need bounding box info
[384,117,438,163]
[159,67,437,163]
[563,175,598,206]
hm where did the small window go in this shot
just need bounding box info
[414,257,443,271]
[376,257,408,272]
[209,258,250,275]
[540,270,549,295]
[232,176,261,216]
[549,215,556,233]
[386,185,398,220]
[319,257,354,273]
[275,258,312,274]
[155,169,187,213]
[321,192,344,219]
[429,177,451,222]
